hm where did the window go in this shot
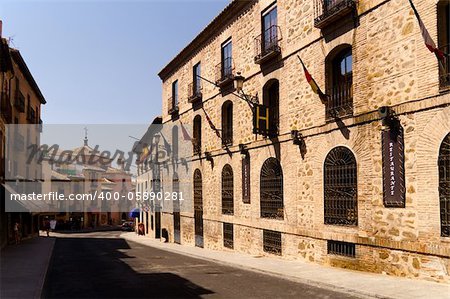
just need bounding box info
[263,229,282,255]
[193,115,201,155]
[439,133,450,237]
[172,126,178,161]
[222,40,232,78]
[262,5,278,53]
[324,146,357,226]
[222,164,234,215]
[327,240,356,258]
[194,169,204,248]
[326,46,353,119]
[262,79,280,136]
[223,222,234,249]
[222,101,233,146]
[260,157,283,219]
[193,63,201,94]
[438,0,450,88]
[172,80,179,107]
[173,172,181,244]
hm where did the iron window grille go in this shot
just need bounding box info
[222,101,233,146]
[260,158,284,219]
[439,133,450,237]
[439,44,450,89]
[223,222,234,249]
[215,57,235,86]
[168,97,179,115]
[263,229,282,255]
[313,0,357,29]
[193,116,202,155]
[15,91,25,113]
[188,81,203,103]
[327,240,356,258]
[193,169,204,248]
[324,147,358,226]
[222,164,234,215]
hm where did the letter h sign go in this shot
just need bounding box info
[253,104,271,137]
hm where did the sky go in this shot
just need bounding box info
[0,0,228,125]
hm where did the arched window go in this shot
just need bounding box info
[438,0,449,88]
[326,45,353,119]
[262,79,279,136]
[193,169,204,247]
[439,133,450,237]
[324,146,357,226]
[260,157,283,219]
[222,164,234,215]
[193,115,201,155]
[222,101,233,146]
[173,172,181,244]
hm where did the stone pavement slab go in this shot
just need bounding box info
[0,236,55,299]
[120,232,450,299]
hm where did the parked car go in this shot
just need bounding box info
[121,222,135,232]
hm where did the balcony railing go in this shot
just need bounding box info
[188,81,202,103]
[314,0,356,29]
[326,79,353,119]
[215,57,235,87]
[222,126,233,147]
[192,137,201,156]
[167,97,179,115]
[439,44,450,89]
[254,25,281,64]
[15,92,25,113]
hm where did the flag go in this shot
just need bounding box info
[202,108,221,139]
[180,121,192,141]
[408,0,445,61]
[297,56,328,103]
[139,145,150,163]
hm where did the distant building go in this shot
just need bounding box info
[141,1,449,282]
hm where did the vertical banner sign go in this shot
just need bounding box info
[253,104,270,137]
[242,154,250,203]
[382,126,406,207]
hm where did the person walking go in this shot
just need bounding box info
[13,221,20,244]
[44,219,50,237]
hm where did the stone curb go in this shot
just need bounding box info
[120,233,392,299]
[34,237,56,299]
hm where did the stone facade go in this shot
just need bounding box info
[138,0,450,282]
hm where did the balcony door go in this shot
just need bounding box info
[221,40,232,78]
[193,62,201,94]
[263,5,277,52]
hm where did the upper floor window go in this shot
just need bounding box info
[326,45,353,120]
[189,63,203,102]
[260,157,283,219]
[172,80,179,107]
[324,146,357,226]
[438,0,449,88]
[193,115,202,155]
[439,133,450,237]
[172,125,178,161]
[255,4,281,64]
[314,0,357,29]
[222,101,233,146]
[216,39,234,86]
[262,79,280,136]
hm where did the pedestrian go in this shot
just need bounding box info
[13,221,20,244]
[44,219,50,237]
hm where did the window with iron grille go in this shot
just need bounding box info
[173,173,181,244]
[260,157,283,219]
[438,0,450,88]
[194,169,203,212]
[324,146,357,226]
[172,126,178,161]
[221,164,234,215]
[223,222,234,249]
[193,115,202,155]
[262,80,280,137]
[327,240,356,258]
[326,46,353,120]
[222,101,233,146]
[263,229,282,255]
[439,133,450,237]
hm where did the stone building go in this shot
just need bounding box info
[141,0,450,281]
[0,21,46,247]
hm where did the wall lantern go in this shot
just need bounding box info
[239,143,249,159]
[234,72,245,93]
[378,106,400,130]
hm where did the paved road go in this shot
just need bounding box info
[42,232,358,299]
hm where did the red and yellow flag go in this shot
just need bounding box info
[298,56,327,103]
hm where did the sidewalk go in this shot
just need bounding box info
[0,236,55,299]
[121,232,450,299]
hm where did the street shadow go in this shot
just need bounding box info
[42,237,214,298]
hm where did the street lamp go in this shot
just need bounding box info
[234,72,245,93]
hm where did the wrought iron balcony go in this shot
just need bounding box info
[215,57,235,87]
[314,0,357,29]
[188,81,202,103]
[254,25,281,64]
[439,44,450,89]
[167,97,179,115]
[325,79,353,120]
